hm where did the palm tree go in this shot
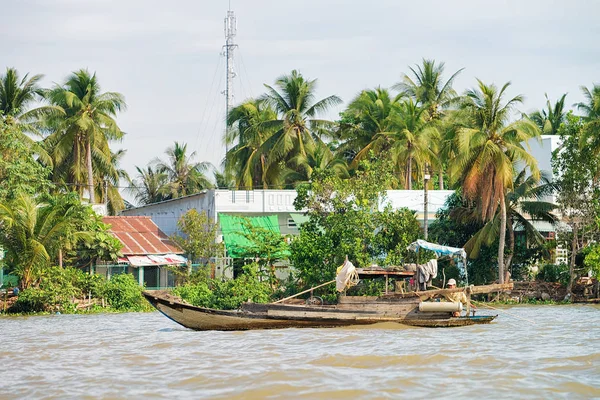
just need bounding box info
[155,141,213,198]
[340,87,403,164]
[259,70,342,172]
[530,93,567,135]
[94,149,129,214]
[345,90,438,189]
[395,59,463,188]
[283,142,349,184]
[225,99,279,189]
[395,59,463,120]
[457,170,557,271]
[0,194,85,288]
[576,84,600,120]
[449,80,540,283]
[576,84,600,158]
[130,165,169,205]
[45,69,126,203]
[392,99,440,189]
[0,68,59,164]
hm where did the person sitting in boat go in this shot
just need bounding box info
[445,279,476,317]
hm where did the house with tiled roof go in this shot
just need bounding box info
[96,216,187,289]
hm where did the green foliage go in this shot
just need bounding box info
[11,267,92,313]
[584,244,600,279]
[103,273,149,311]
[0,119,51,201]
[238,219,289,287]
[172,209,223,262]
[173,263,272,310]
[537,264,570,285]
[8,268,149,313]
[291,159,421,290]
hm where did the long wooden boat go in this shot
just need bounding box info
[143,283,511,330]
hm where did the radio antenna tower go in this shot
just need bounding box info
[223,4,237,154]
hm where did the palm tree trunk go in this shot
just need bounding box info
[566,224,578,298]
[86,139,95,203]
[498,195,507,284]
[74,142,82,198]
[407,158,412,190]
[438,167,444,190]
[505,218,515,276]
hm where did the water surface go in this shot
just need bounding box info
[1,305,599,399]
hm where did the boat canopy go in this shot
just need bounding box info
[407,239,468,284]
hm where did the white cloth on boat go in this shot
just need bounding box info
[417,259,438,289]
[336,259,360,292]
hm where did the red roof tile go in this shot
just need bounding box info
[103,216,183,256]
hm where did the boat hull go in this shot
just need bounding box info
[143,291,497,331]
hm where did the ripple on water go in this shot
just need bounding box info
[1,307,599,399]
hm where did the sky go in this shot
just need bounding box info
[2,0,599,195]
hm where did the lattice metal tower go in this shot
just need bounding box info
[223,6,237,154]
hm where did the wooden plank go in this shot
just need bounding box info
[382,283,514,299]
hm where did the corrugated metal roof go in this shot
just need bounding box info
[103,216,183,256]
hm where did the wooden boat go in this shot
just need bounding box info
[143,283,511,330]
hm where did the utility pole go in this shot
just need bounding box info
[223,4,237,155]
[424,168,430,240]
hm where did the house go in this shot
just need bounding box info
[96,216,187,289]
[121,189,455,263]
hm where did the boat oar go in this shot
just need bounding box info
[470,300,536,324]
[273,280,336,304]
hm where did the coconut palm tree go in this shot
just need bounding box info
[448,80,540,283]
[0,194,86,288]
[225,99,279,189]
[45,69,126,203]
[0,68,60,164]
[93,149,129,214]
[259,70,342,172]
[283,142,349,184]
[395,59,463,120]
[340,87,404,164]
[392,99,440,189]
[346,91,438,189]
[576,84,600,120]
[530,93,567,135]
[456,170,557,270]
[395,60,463,188]
[155,141,213,198]
[575,84,600,158]
[130,165,169,205]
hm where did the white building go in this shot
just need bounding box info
[121,189,454,239]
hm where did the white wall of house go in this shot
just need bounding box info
[522,135,563,204]
[122,189,454,238]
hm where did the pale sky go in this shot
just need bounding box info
[2,0,599,199]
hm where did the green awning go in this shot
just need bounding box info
[219,214,281,258]
[290,213,310,227]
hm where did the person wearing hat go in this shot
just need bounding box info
[445,279,476,317]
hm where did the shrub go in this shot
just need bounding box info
[173,263,273,310]
[103,273,150,311]
[537,263,569,285]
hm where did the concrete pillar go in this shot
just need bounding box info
[138,266,145,287]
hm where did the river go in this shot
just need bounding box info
[1,305,599,399]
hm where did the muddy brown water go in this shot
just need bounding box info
[1,305,599,399]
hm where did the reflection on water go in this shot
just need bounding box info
[1,305,599,399]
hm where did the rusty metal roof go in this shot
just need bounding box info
[103,216,183,256]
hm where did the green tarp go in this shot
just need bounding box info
[219,214,281,258]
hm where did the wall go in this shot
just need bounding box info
[123,189,455,237]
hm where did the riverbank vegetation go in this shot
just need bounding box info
[1,60,599,313]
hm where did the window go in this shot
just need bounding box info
[287,218,297,229]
